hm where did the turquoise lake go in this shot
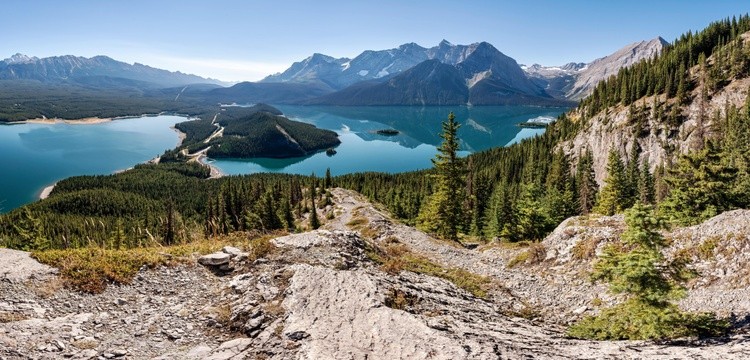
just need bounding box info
[0,106,567,213]
[208,105,567,176]
[0,115,185,213]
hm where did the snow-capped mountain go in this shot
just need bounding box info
[265,40,563,106]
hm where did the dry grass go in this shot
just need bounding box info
[0,311,28,323]
[31,233,281,293]
[30,277,64,299]
[366,240,491,299]
[71,338,98,349]
[384,289,419,310]
[571,236,601,260]
[507,243,547,269]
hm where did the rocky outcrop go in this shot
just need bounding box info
[3,189,750,359]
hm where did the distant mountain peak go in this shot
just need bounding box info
[439,39,453,47]
[3,53,39,64]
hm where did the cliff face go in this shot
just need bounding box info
[560,37,750,185]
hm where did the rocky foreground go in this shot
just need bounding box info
[2,189,750,359]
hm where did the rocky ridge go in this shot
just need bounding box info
[2,188,750,359]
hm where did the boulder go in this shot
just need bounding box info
[198,252,231,266]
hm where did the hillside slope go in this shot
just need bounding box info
[2,188,749,359]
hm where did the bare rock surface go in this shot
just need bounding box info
[0,248,56,282]
[2,188,750,359]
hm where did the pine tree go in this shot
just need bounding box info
[575,149,598,214]
[638,161,656,204]
[417,112,465,241]
[660,141,737,225]
[309,180,320,230]
[595,150,630,215]
[484,184,516,241]
[324,168,333,189]
[568,203,725,340]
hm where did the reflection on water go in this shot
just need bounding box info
[210,105,568,176]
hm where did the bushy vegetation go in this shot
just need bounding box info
[568,203,727,340]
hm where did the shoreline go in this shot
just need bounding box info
[198,154,225,179]
[39,183,56,200]
[5,112,194,126]
[10,117,113,125]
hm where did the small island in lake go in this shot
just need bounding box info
[375,129,400,136]
[326,148,337,156]
[171,104,341,159]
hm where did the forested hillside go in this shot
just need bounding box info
[338,15,750,241]
[0,163,327,250]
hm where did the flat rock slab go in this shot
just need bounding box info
[0,248,56,281]
[199,252,231,266]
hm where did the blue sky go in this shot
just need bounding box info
[2,0,748,82]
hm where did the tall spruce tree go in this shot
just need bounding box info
[595,150,630,215]
[417,112,465,241]
[575,149,599,214]
[638,161,656,204]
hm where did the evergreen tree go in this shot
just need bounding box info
[638,161,656,204]
[417,112,465,241]
[12,207,49,251]
[660,141,737,225]
[484,184,516,241]
[309,180,320,230]
[515,183,549,241]
[575,149,599,214]
[569,203,725,340]
[324,168,333,189]
[595,150,630,215]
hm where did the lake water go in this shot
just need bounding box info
[0,115,185,213]
[209,105,567,176]
[0,106,568,213]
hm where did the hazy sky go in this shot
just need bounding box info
[2,0,748,82]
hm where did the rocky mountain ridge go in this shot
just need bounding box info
[2,188,749,359]
[524,37,669,101]
[0,53,226,88]
[262,40,560,106]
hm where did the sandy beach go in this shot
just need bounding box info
[11,117,113,125]
[39,184,56,200]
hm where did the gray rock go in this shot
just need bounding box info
[205,338,253,360]
[198,252,231,266]
[221,246,243,257]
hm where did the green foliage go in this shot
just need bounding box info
[595,150,631,215]
[0,163,310,250]
[417,112,466,241]
[569,203,726,340]
[575,149,598,214]
[660,141,737,225]
[206,110,340,159]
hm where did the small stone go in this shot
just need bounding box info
[198,253,231,266]
[286,331,310,341]
[114,298,127,306]
[222,246,243,257]
[102,353,115,359]
[112,349,128,357]
[573,306,588,315]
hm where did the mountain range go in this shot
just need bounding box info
[0,53,226,89]
[0,37,669,111]
[523,37,669,100]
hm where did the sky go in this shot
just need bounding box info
[1,0,748,82]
